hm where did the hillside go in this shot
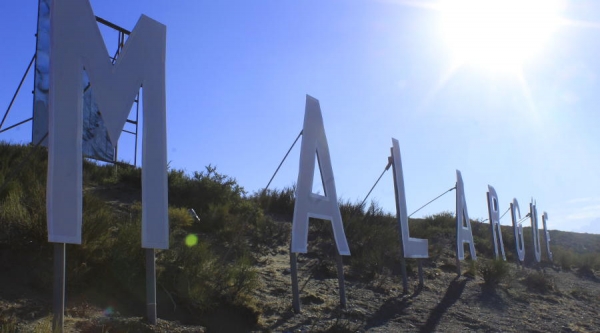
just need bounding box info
[0,143,599,332]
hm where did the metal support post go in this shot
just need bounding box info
[418,259,424,287]
[146,248,157,324]
[52,243,66,333]
[335,252,346,307]
[290,251,300,313]
[400,256,409,294]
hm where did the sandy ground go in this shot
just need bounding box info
[253,246,600,333]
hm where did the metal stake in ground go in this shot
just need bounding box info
[290,251,301,313]
[399,249,409,294]
[146,248,157,324]
[418,259,424,287]
[335,253,347,307]
[53,242,66,333]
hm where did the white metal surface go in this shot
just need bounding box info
[47,0,168,248]
[542,211,553,262]
[456,170,477,261]
[487,185,506,260]
[529,201,542,263]
[391,138,428,258]
[291,95,350,255]
[510,199,526,263]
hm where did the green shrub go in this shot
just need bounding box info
[479,259,510,286]
[82,159,117,185]
[250,214,289,252]
[463,259,477,278]
[158,234,258,312]
[522,271,556,293]
[551,246,600,274]
[107,215,144,283]
[221,254,259,303]
[4,198,43,246]
[160,238,220,310]
[0,144,48,249]
[344,203,400,279]
[169,207,194,230]
[552,246,577,271]
[339,200,366,221]
[254,186,295,221]
[474,235,493,259]
[414,211,455,241]
[168,165,246,217]
[117,164,142,187]
[579,252,600,271]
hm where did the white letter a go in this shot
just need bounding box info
[456,170,477,261]
[291,95,350,255]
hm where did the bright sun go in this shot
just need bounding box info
[440,0,563,72]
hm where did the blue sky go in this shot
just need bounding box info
[1,0,600,234]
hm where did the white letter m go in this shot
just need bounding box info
[47,0,168,249]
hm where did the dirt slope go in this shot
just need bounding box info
[2,242,600,332]
[252,246,599,333]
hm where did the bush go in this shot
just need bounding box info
[413,211,455,241]
[168,165,246,217]
[579,252,600,271]
[0,144,48,249]
[169,207,194,230]
[552,246,600,275]
[463,259,477,278]
[343,203,400,279]
[250,214,289,252]
[474,235,493,259]
[159,238,220,310]
[254,186,296,221]
[553,246,577,271]
[522,271,556,293]
[479,259,510,286]
[158,234,258,312]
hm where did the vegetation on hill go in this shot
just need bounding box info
[0,143,287,331]
[0,142,599,332]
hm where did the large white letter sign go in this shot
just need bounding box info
[487,185,506,260]
[542,211,553,262]
[529,201,542,263]
[291,95,350,255]
[47,0,168,248]
[510,198,525,263]
[456,170,477,261]
[391,138,428,258]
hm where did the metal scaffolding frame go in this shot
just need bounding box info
[0,15,140,166]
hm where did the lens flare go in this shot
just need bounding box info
[440,0,563,72]
[103,306,114,316]
[185,234,198,247]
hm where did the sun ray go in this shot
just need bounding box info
[375,0,440,11]
[515,70,539,122]
[420,61,463,110]
[559,18,600,30]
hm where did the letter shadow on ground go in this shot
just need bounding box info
[365,287,423,330]
[477,284,508,310]
[420,277,468,333]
